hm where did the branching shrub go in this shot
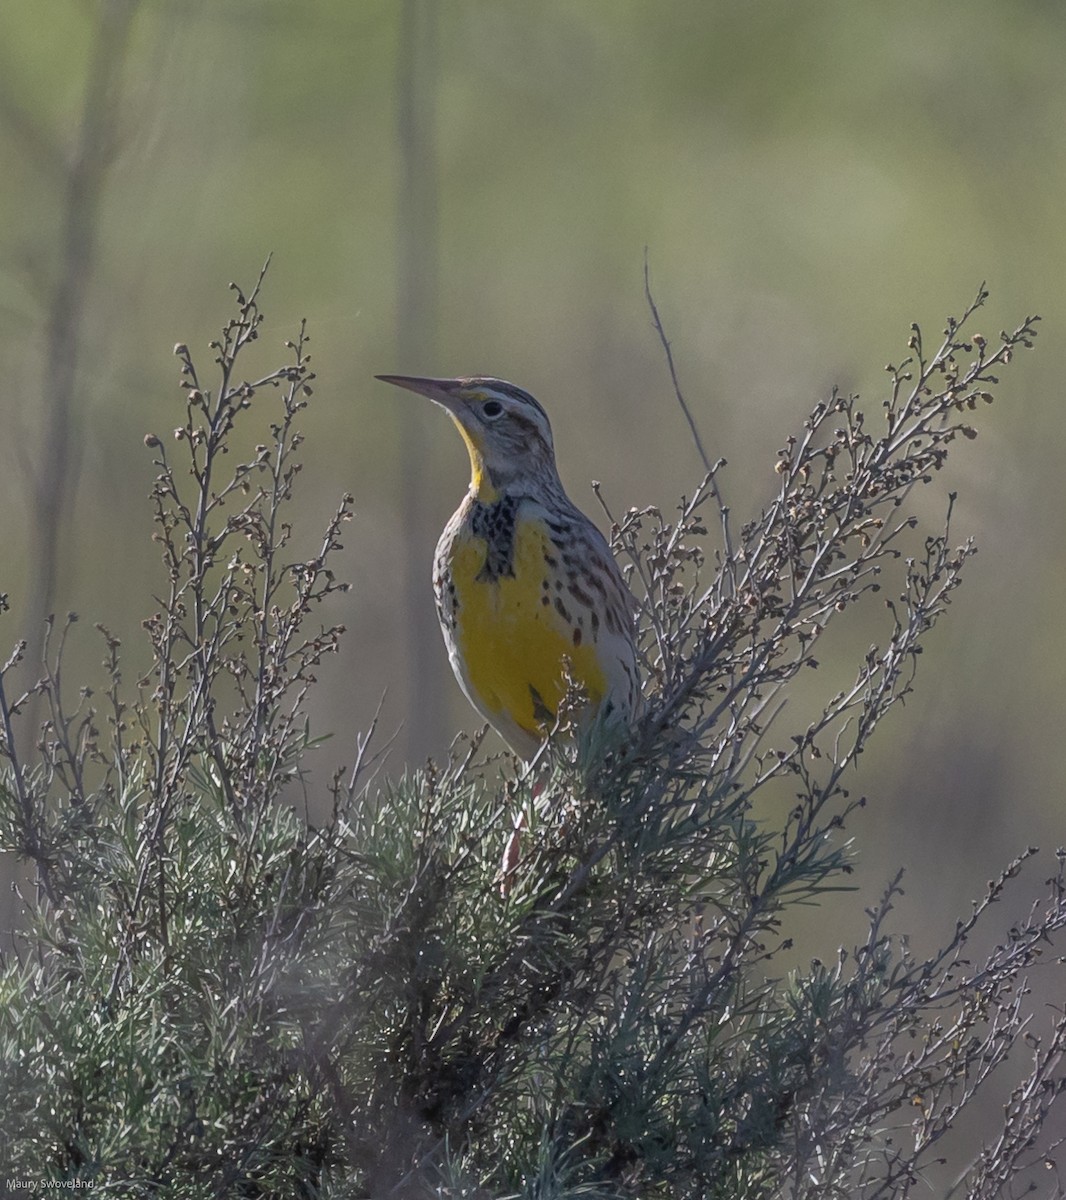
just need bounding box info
[0,271,1061,1199]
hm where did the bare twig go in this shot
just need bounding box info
[643,249,736,586]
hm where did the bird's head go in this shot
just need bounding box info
[376,375,558,500]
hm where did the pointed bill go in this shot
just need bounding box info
[375,375,466,409]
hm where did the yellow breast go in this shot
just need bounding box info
[442,512,611,751]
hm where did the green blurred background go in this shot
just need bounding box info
[2,0,1063,1177]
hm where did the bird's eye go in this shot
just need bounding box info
[482,400,504,418]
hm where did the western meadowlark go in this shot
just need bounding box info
[376,375,640,766]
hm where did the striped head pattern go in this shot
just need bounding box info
[375,375,559,500]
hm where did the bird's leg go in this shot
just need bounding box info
[497,775,545,897]
[498,813,526,896]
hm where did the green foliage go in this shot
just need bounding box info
[0,278,1063,1198]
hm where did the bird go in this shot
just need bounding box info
[376,374,640,773]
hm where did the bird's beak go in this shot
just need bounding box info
[375,374,465,412]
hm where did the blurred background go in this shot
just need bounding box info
[1,0,1063,1179]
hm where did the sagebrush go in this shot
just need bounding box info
[0,272,1062,1199]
